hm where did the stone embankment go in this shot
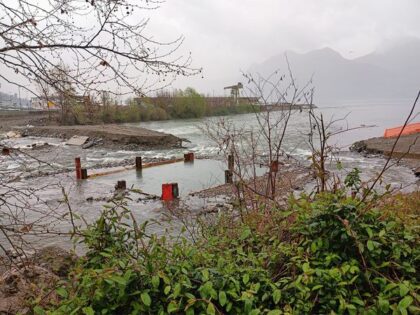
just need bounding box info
[350,133,420,176]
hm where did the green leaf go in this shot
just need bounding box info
[33,306,46,315]
[219,291,227,306]
[152,275,160,288]
[82,307,95,315]
[173,283,182,298]
[311,285,323,291]
[164,285,171,295]
[207,302,216,315]
[399,283,409,297]
[56,287,68,298]
[273,289,281,304]
[398,296,413,310]
[367,240,374,251]
[109,275,127,286]
[141,292,151,307]
[267,310,281,315]
[202,269,209,281]
[302,262,310,273]
[167,301,178,313]
[240,227,252,240]
[378,298,389,312]
[243,273,250,285]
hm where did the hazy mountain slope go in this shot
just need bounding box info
[250,39,420,104]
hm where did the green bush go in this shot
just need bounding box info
[279,193,419,314]
[40,189,419,314]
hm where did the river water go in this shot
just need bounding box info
[1,100,419,249]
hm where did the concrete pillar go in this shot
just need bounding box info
[135,157,142,170]
[81,168,88,180]
[115,180,127,190]
[225,170,233,184]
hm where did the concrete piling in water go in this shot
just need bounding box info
[81,168,88,180]
[115,180,127,190]
[184,152,194,163]
[225,170,233,184]
[162,183,179,201]
[135,157,142,170]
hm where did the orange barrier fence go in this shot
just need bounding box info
[384,122,420,138]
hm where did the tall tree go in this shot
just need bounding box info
[0,0,200,97]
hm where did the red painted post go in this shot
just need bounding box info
[162,183,179,200]
[270,160,279,173]
[75,157,81,180]
[162,184,173,201]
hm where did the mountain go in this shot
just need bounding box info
[249,38,420,104]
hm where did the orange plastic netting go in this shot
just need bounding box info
[384,122,420,138]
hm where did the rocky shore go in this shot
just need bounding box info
[15,124,183,150]
[1,110,183,150]
[350,133,420,176]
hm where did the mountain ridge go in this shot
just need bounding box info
[249,38,420,104]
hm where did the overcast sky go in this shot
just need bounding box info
[144,0,420,94]
[2,0,420,98]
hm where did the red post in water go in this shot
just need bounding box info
[75,157,82,180]
[270,160,279,173]
[162,183,179,201]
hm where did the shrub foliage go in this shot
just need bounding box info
[39,183,419,315]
